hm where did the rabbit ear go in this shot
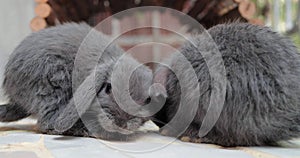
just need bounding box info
[54,61,112,132]
[54,73,98,132]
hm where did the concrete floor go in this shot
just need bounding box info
[0,118,299,158]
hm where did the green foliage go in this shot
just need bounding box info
[290,32,300,49]
[250,0,300,49]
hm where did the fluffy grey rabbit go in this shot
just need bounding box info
[0,22,154,140]
[153,23,300,146]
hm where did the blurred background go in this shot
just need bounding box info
[0,0,300,102]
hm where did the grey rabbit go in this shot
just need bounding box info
[153,23,300,146]
[0,22,154,141]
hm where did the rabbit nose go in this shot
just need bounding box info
[149,83,168,101]
[152,92,168,103]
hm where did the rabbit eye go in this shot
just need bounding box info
[145,97,151,104]
[105,83,112,94]
[98,82,111,95]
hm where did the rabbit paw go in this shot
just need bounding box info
[180,136,202,143]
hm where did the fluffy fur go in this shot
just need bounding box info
[0,22,153,140]
[153,23,300,146]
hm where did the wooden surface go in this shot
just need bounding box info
[31,0,51,31]
[33,0,264,29]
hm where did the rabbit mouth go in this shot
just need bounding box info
[95,111,145,135]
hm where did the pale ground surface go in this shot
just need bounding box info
[0,1,300,157]
[0,118,299,158]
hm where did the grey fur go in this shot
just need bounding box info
[0,22,153,140]
[153,23,300,146]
